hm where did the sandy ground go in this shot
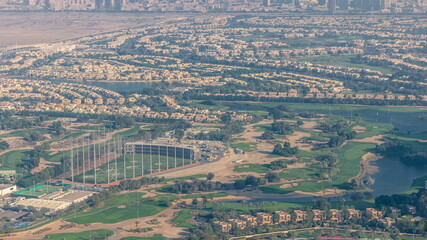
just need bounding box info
[0,12,190,47]
[352,125,367,132]
[31,158,61,174]
[351,135,386,144]
[352,152,382,182]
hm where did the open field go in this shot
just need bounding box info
[0,128,50,138]
[192,101,427,113]
[299,54,395,74]
[172,210,195,228]
[66,192,171,224]
[0,12,188,47]
[74,153,189,184]
[230,142,257,152]
[43,229,114,240]
[121,235,167,240]
[0,149,32,171]
[260,142,376,194]
[13,184,62,198]
[234,163,270,173]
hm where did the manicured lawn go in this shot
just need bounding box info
[207,201,309,211]
[0,149,32,171]
[121,234,167,240]
[234,163,270,173]
[230,142,257,152]
[279,167,317,180]
[167,174,207,182]
[253,123,271,132]
[172,210,195,228]
[74,153,189,184]
[261,142,375,193]
[182,192,228,199]
[113,125,143,138]
[44,229,114,240]
[353,121,392,139]
[299,54,395,74]
[68,197,167,224]
[0,128,50,138]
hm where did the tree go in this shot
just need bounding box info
[265,172,280,183]
[192,198,199,207]
[260,131,274,140]
[207,172,215,181]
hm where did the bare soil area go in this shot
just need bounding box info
[0,12,188,47]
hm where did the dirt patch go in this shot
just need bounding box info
[352,126,367,133]
[351,135,386,144]
[280,183,299,189]
[117,205,127,209]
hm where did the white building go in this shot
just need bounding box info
[0,184,17,196]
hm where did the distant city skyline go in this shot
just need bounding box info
[0,0,425,13]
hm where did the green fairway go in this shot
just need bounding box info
[182,192,228,199]
[230,142,257,152]
[0,149,32,171]
[299,54,395,74]
[261,142,375,193]
[201,101,427,114]
[234,163,270,173]
[121,234,167,240]
[74,153,189,184]
[172,210,195,228]
[0,128,51,138]
[207,201,309,211]
[353,121,392,139]
[67,192,169,224]
[43,229,114,240]
[279,167,317,180]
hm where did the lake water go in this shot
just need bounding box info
[366,157,427,197]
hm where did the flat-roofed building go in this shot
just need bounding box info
[274,211,291,223]
[229,218,246,229]
[213,221,232,233]
[330,209,343,223]
[366,208,383,219]
[312,209,325,221]
[239,214,257,226]
[293,210,307,222]
[256,212,273,225]
[0,184,17,196]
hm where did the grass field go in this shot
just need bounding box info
[353,121,392,139]
[207,201,309,211]
[74,153,189,184]
[13,184,62,198]
[67,192,169,224]
[182,192,228,199]
[0,149,32,171]
[261,142,375,193]
[172,210,195,228]
[279,167,317,181]
[299,54,395,74]
[0,128,51,138]
[230,142,257,152]
[43,229,114,240]
[121,234,167,240]
[234,163,270,173]
[197,101,427,114]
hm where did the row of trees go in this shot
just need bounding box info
[376,140,427,167]
[272,142,299,157]
[167,175,268,194]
